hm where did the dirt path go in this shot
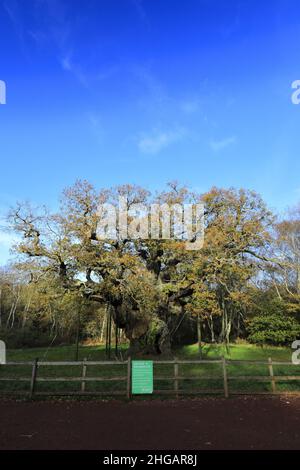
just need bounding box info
[0,396,300,450]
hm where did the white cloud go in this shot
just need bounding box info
[87,112,104,142]
[60,55,72,71]
[60,54,88,86]
[60,53,119,88]
[135,66,167,110]
[2,0,29,55]
[180,99,200,114]
[138,128,187,154]
[131,0,147,21]
[210,136,237,152]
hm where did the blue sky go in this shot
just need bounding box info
[1,0,300,264]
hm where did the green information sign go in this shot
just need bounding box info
[131,360,153,394]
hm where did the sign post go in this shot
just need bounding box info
[131,360,153,394]
[0,340,6,365]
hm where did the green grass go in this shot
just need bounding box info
[1,342,300,397]
[5,343,128,362]
[177,341,291,361]
[5,340,292,362]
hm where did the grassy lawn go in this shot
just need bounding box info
[6,343,128,362]
[1,342,299,397]
[5,340,292,361]
[178,341,291,361]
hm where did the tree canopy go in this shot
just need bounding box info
[1,180,299,354]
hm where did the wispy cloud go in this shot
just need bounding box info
[131,0,148,23]
[87,112,104,142]
[34,0,71,47]
[138,127,187,154]
[3,0,116,87]
[2,0,30,55]
[60,54,119,87]
[60,54,88,86]
[2,0,21,32]
[134,66,206,123]
[135,65,168,109]
[2,0,71,61]
[210,136,237,152]
[180,99,200,114]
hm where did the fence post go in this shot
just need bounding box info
[268,357,276,393]
[127,356,131,399]
[81,357,87,393]
[30,358,38,399]
[222,356,229,398]
[174,358,179,399]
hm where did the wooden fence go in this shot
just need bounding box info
[0,357,300,398]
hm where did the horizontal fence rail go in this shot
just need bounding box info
[0,357,300,398]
